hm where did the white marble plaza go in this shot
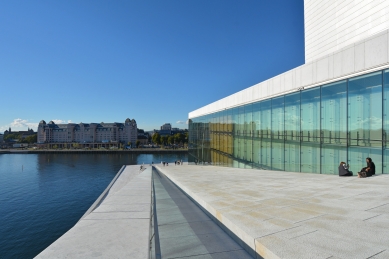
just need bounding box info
[156,164,389,259]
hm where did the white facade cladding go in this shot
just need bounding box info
[189,29,389,119]
[305,0,389,63]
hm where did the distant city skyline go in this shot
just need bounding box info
[0,1,304,132]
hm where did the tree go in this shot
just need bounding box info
[160,135,168,145]
[127,141,132,147]
[152,133,161,145]
[24,134,37,144]
[173,133,185,144]
[136,140,141,148]
[4,133,21,142]
[53,145,58,149]
[168,136,174,144]
[72,143,79,149]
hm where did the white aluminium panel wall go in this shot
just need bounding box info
[189,29,389,119]
[304,0,389,63]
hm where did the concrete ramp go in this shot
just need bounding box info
[35,165,151,259]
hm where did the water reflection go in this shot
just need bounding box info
[0,153,187,259]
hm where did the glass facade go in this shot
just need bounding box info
[189,69,389,174]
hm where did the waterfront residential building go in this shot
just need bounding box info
[153,123,188,137]
[137,128,149,145]
[37,118,137,144]
[0,134,3,143]
[189,0,389,174]
[160,123,172,131]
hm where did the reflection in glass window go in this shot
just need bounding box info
[261,100,272,169]
[321,81,347,145]
[252,102,261,167]
[272,97,284,170]
[348,146,382,175]
[284,92,300,172]
[244,104,253,166]
[321,145,347,174]
[348,72,382,146]
[188,69,387,174]
[384,69,389,144]
[301,87,321,143]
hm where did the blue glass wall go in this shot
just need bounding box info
[189,69,389,174]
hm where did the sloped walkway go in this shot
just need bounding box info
[156,165,389,259]
[153,169,252,259]
[36,165,151,259]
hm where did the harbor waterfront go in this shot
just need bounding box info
[0,152,187,259]
[0,148,187,154]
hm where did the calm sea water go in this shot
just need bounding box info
[0,153,187,259]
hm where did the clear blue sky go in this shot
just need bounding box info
[0,0,304,132]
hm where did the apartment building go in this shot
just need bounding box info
[37,118,137,144]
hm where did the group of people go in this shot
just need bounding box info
[174,160,183,165]
[161,160,183,166]
[338,157,375,178]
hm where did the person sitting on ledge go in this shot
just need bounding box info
[358,157,375,178]
[339,162,353,176]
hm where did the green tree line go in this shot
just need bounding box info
[4,133,37,144]
[151,132,188,145]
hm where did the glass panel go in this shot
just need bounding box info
[321,81,347,145]
[271,96,284,139]
[238,107,245,161]
[244,104,253,137]
[348,146,382,175]
[261,139,272,169]
[384,69,389,144]
[253,139,261,167]
[301,87,320,173]
[383,148,389,174]
[284,92,300,141]
[253,102,261,138]
[232,107,239,162]
[233,107,239,136]
[244,104,253,165]
[272,97,284,171]
[260,100,272,140]
[260,100,272,169]
[272,139,284,170]
[301,87,321,143]
[222,110,227,132]
[232,160,239,168]
[321,145,347,175]
[284,141,300,172]
[301,142,320,173]
[284,92,300,172]
[348,72,382,147]
[226,109,233,156]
